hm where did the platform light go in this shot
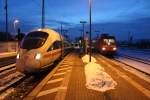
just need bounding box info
[38,29,42,31]
[14,19,19,24]
[35,53,41,60]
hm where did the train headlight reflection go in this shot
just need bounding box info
[16,53,20,59]
[35,53,41,60]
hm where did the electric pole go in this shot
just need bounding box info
[42,0,45,28]
[5,0,9,52]
[61,23,63,35]
[5,0,8,41]
[89,0,92,62]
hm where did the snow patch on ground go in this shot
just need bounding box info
[82,54,96,63]
[82,55,117,92]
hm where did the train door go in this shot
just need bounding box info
[46,44,54,64]
[52,41,62,60]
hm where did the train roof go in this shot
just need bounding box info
[30,28,64,40]
[96,34,116,42]
[100,35,115,39]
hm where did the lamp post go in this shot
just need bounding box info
[89,0,92,62]
[14,19,19,51]
[80,21,87,54]
[94,30,100,38]
[14,20,19,34]
[80,21,87,39]
[79,29,83,49]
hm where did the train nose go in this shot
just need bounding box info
[16,54,41,73]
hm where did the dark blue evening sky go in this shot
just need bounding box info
[0,0,150,41]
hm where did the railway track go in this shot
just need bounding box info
[0,55,70,99]
[118,53,150,65]
[93,53,150,84]
[0,57,16,68]
[0,63,48,100]
[0,56,16,74]
[0,71,26,93]
[94,54,150,99]
[119,48,150,55]
[115,54,150,75]
[95,54,150,82]
[0,64,16,73]
[0,62,31,99]
[0,63,25,93]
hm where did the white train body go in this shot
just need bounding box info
[16,28,64,74]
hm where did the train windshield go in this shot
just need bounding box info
[103,38,115,45]
[21,31,48,50]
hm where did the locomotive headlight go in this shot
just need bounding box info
[102,47,106,51]
[35,53,41,60]
[16,53,20,59]
[113,47,117,51]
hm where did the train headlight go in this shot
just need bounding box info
[35,53,41,60]
[16,53,20,59]
[113,47,117,51]
[102,47,106,51]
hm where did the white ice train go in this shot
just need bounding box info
[16,28,66,74]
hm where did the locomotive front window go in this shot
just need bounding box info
[104,39,115,45]
[109,39,115,43]
[21,31,48,50]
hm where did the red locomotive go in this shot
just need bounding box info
[96,34,117,56]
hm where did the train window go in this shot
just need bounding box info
[47,41,62,52]
[53,41,62,49]
[47,45,54,51]
[104,39,115,45]
[109,39,115,43]
[21,31,48,50]
[26,31,48,38]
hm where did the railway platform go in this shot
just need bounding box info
[25,51,150,100]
